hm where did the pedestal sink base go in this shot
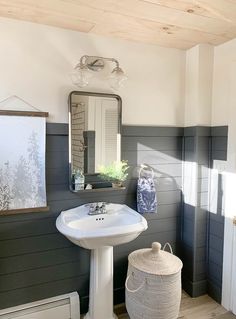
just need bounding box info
[56,204,148,318]
[85,246,118,319]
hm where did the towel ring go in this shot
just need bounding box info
[139,165,154,179]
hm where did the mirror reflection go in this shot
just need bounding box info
[69,91,121,192]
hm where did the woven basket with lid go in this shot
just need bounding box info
[125,242,183,319]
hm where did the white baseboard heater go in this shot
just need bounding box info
[0,292,80,319]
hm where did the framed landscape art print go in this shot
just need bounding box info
[0,112,48,214]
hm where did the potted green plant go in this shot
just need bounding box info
[98,161,129,188]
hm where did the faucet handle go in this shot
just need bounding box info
[100,202,107,214]
[92,203,99,210]
[86,203,97,213]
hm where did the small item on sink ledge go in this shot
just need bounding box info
[137,165,157,213]
[74,168,85,191]
[85,183,93,190]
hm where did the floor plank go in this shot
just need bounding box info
[116,292,236,319]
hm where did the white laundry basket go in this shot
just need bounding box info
[125,242,183,319]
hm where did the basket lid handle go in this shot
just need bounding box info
[151,242,161,253]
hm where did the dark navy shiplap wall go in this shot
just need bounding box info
[0,124,183,313]
[181,126,228,302]
[182,127,211,297]
[0,124,228,312]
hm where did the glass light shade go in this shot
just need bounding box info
[70,63,92,87]
[108,67,128,90]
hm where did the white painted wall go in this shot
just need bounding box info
[0,17,185,125]
[212,38,236,126]
[185,44,213,126]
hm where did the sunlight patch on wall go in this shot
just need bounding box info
[136,147,182,187]
[183,161,198,207]
[224,171,236,219]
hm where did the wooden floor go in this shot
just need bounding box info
[116,292,236,319]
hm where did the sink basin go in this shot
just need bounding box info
[56,203,147,319]
[56,203,147,249]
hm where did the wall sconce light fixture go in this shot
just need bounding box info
[70,55,127,90]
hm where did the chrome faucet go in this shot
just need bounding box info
[88,202,107,215]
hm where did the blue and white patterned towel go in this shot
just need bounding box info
[137,176,157,213]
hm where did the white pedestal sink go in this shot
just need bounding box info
[56,203,148,319]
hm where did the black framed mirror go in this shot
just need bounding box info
[69,91,122,192]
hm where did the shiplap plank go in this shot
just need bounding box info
[211,126,228,137]
[207,281,223,304]
[128,163,183,178]
[46,123,68,136]
[211,150,227,161]
[68,0,236,37]
[114,230,177,256]
[122,136,182,151]
[46,167,69,185]
[122,126,183,137]
[145,216,179,234]
[195,0,236,24]
[0,274,89,310]
[212,137,228,151]
[138,203,181,220]
[208,261,223,283]
[0,233,73,258]
[0,246,85,275]
[0,210,54,224]
[209,212,225,224]
[209,220,225,238]
[208,248,224,266]
[209,233,224,253]
[0,261,88,293]
[122,150,182,164]
[46,151,68,169]
[0,217,56,240]
[125,177,182,193]
[0,1,95,33]
[142,0,236,22]
[46,136,68,152]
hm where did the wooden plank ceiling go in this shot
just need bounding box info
[0,0,236,49]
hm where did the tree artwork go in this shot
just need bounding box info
[0,162,12,210]
[0,115,46,211]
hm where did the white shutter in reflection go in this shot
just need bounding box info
[91,97,119,171]
[104,107,118,164]
[102,100,118,165]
